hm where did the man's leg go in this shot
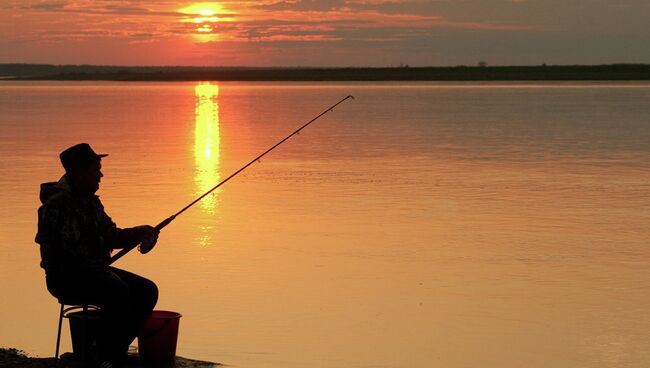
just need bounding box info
[46,267,132,364]
[95,270,132,363]
[109,267,159,350]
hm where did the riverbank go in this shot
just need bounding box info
[0,348,220,368]
[1,63,650,81]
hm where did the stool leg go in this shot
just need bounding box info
[81,304,87,362]
[55,304,64,367]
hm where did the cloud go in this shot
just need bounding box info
[3,0,527,46]
[3,0,649,66]
[23,1,67,11]
[258,0,348,11]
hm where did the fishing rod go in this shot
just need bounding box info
[109,95,355,264]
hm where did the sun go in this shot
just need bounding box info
[197,9,216,16]
[179,2,226,39]
[179,2,224,16]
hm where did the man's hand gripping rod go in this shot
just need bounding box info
[109,95,355,265]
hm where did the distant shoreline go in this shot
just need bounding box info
[1,63,650,81]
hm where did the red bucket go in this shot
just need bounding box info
[138,310,182,361]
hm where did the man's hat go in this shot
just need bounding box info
[60,143,108,171]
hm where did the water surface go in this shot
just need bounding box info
[0,81,649,368]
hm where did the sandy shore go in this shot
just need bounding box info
[0,348,221,368]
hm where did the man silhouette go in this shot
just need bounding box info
[36,143,159,368]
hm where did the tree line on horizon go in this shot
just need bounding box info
[1,63,649,81]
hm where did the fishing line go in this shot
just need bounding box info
[110,95,355,264]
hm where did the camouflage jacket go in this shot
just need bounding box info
[35,175,122,271]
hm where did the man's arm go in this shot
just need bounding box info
[112,225,158,249]
[100,209,158,251]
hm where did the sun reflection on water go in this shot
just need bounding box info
[194,82,221,219]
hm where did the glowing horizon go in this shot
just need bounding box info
[1,1,649,66]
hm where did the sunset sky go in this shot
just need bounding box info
[1,0,649,67]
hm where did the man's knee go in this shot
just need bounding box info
[149,280,159,306]
[141,277,159,310]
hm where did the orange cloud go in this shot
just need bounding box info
[0,0,533,65]
[3,1,528,43]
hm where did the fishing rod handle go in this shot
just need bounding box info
[109,244,133,264]
[155,215,176,231]
[109,215,175,264]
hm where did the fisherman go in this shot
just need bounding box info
[35,143,159,368]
